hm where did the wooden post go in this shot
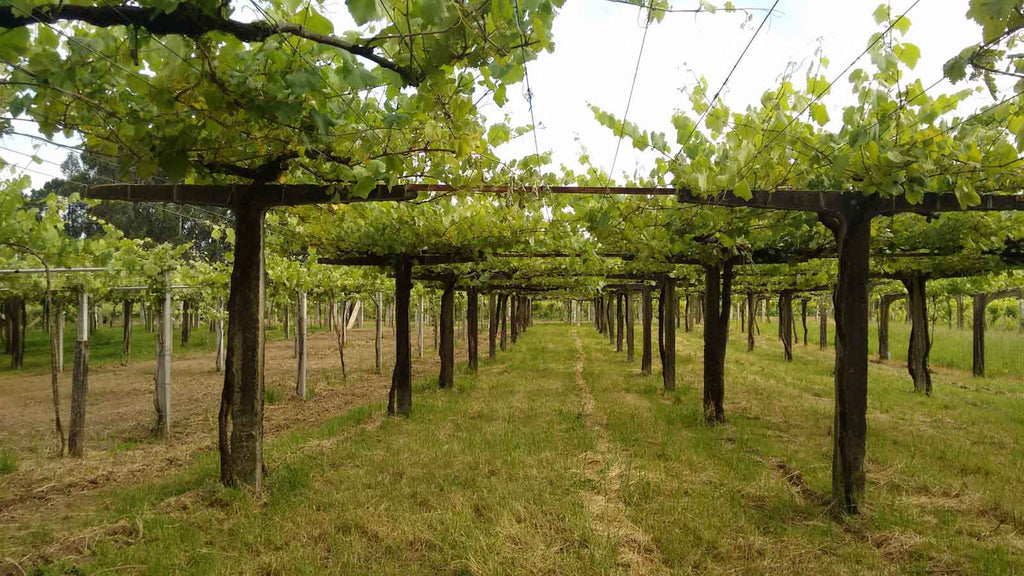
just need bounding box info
[625,291,635,363]
[375,291,384,375]
[57,296,65,374]
[388,258,413,416]
[488,293,498,359]
[499,294,508,352]
[417,293,424,359]
[747,293,756,352]
[296,290,307,400]
[121,299,133,365]
[662,279,676,392]
[641,286,653,375]
[157,273,172,438]
[439,280,455,388]
[467,288,479,372]
[616,293,624,353]
[68,290,90,457]
[703,265,732,424]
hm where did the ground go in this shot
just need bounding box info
[0,318,1021,574]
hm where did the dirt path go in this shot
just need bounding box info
[571,328,667,576]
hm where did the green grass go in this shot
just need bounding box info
[13,324,1024,574]
[0,446,17,474]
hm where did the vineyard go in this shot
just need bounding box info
[1,0,1024,573]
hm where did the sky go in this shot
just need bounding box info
[1,0,988,189]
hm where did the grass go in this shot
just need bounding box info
[0,446,16,474]
[11,324,1024,574]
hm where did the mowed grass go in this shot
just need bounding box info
[583,323,1024,574]
[20,323,1024,575]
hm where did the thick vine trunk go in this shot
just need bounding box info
[657,286,665,371]
[779,291,794,362]
[641,285,653,375]
[4,296,25,369]
[819,296,829,350]
[902,276,932,394]
[625,292,635,363]
[747,293,756,351]
[121,300,133,365]
[375,291,384,375]
[488,293,497,359]
[218,201,266,489]
[801,299,808,346]
[827,205,871,515]
[388,259,413,416]
[662,279,677,392]
[605,294,614,346]
[155,279,172,438]
[439,281,455,388]
[334,300,347,379]
[296,291,307,400]
[684,296,692,332]
[877,293,904,361]
[703,265,732,424]
[68,291,90,457]
[616,293,624,353]
[973,293,986,377]
[180,299,191,346]
[417,294,424,359]
[467,288,479,372]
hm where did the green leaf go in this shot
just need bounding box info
[158,150,190,181]
[0,28,30,61]
[347,0,379,25]
[488,123,511,146]
[898,43,921,69]
[733,179,752,201]
[809,102,829,126]
[353,175,377,198]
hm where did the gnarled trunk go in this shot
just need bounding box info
[902,275,931,394]
[703,264,732,424]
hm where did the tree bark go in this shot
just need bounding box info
[779,291,794,362]
[467,288,479,372]
[827,205,871,515]
[510,294,520,345]
[902,276,932,394]
[819,296,829,350]
[180,299,191,346]
[121,300,133,365]
[499,294,508,352]
[747,293,756,352]
[801,298,809,346]
[616,293,624,353]
[156,277,172,438]
[439,280,455,388]
[641,285,653,375]
[662,279,677,392]
[296,290,307,400]
[684,295,692,332]
[375,291,384,375]
[68,291,90,457]
[218,201,267,489]
[417,293,424,359]
[625,291,635,363]
[388,258,413,416]
[877,293,905,361]
[605,293,614,346]
[488,293,498,359]
[703,264,732,424]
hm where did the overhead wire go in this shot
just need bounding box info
[735,0,921,181]
[606,0,653,186]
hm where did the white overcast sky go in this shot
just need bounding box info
[1,0,987,189]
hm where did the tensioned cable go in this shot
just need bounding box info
[677,0,780,153]
[606,0,653,185]
[513,0,542,161]
[736,0,921,181]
